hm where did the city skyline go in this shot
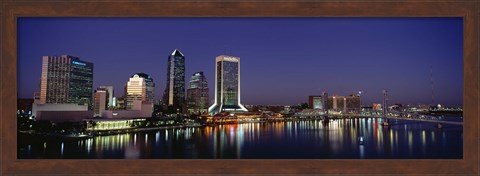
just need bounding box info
[18,17,463,106]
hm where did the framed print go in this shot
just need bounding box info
[1,0,478,175]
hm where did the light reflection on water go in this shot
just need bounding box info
[18,118,463,159]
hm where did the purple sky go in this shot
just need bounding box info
[17,18,463,106]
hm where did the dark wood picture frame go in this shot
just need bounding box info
[1,0,478,175]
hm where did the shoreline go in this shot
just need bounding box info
[18,124,203,140]
[19,116,463,140]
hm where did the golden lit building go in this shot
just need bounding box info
[125,73,155,110]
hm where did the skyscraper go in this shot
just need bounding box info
[208,55,248,115]
[162,49,186,113]
[125,73,155,110]
[186,72,209,114]
[40,55,94,109]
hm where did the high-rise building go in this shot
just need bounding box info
[208,55,248,115]
[93,88,108,117]
[186,72,209,114]
[39,55,94,109]
[162,49,186,113]
[99,86,114,108]
[125,73,155,110]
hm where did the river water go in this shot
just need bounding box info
[18,118,462,159]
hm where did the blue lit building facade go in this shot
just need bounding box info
[40,55,94,109]
[208,55,248,115]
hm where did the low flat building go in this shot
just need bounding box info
[36,111,93,122]
[32,102,92,122]
[133,100,153,117]
[84,118,145,131]
[100,100,153,118]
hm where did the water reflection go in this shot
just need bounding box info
[359,145,365,159]
[18,118,463,159]
[60,142,64,156]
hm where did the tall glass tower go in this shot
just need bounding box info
[162,49,186,113]
[186,72,209,115]
[40,55,94,109]
[208,55,248,115]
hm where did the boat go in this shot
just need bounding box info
[358,136,364,145]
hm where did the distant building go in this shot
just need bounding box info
[245,105,285,113]
[125,73,155,110]
[32,103,92,122]
[93,88,108,117]
[208,55,248,115]
[99,86,115,108]
[39,55,94,109]
[186,72,209,114]
[308,96,323,109]
[162,49,186,114]
[132,100,153,118]
[101,100,153,118]
[327,94,361,113]
[282,106,292,114]
[115,96,126,110]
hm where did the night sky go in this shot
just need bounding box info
[18,18,463,106]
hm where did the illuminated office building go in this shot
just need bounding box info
[162,49,186,113]
[186,72,209,114]
[125,73,155,110]
[208,55,248,115]
[39,55,93,109]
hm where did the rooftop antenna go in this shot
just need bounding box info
[430,66,435,106]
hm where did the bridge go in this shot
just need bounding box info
[293,110,463,125]
[294,90,463,126]
[384,111,463,125]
